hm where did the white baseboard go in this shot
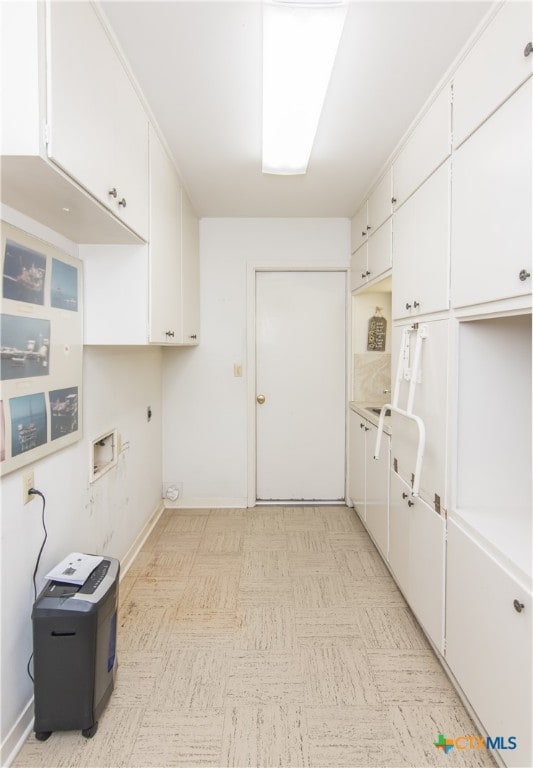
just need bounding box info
[165,497,248,510]
[120,501,165,577]
[1,697,34,768]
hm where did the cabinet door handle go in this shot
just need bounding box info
[402,492,408,499]
[365,270,371,276]
[165,330,175,338]
[391,197,397,204]
[108,187,118,198]
[524,42,533,57]
[361,273,366,279]
[360,422,365,429]
[513,599,525,613]
[405,302,412,310]
[367,225,372,231]
[362,230,367,237]
[407,500,414,507]
[118,198,127,208]
[413,301,420,309]
[189,334,197,340]
[519,269,531,281]
[364,426,370,432]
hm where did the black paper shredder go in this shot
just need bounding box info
[31,557,120,740]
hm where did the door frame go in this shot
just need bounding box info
[246,264,351,507]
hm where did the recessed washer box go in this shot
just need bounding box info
[90,429,118,483]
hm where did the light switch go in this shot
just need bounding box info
[234,363,243,377]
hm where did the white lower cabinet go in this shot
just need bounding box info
[446,521,532,768]
[348,410,389,556]
[364,421,389,558]
[389,471,445,652]
[348,410,366,521]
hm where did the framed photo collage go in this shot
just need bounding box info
[1,221,83,475]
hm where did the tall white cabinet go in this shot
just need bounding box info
[349,4,532,766]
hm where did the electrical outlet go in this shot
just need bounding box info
[22,471,34,504]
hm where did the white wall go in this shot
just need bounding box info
[0,207,163,765]
[162,218,350,507]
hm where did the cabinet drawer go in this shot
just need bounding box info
[392,85,451,206]
[446,520,532,768]
[453,1,533,148]
[451,79,532,309]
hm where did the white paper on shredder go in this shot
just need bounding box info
[44,552,104,585]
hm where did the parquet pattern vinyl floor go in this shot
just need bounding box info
[14,506,495,768]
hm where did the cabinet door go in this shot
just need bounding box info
[367,218,392,283]
[348,411,366,521]
[47,1,115,206]
[350,202,367,254]
[393,85,451,206]
[367,168,393,234]
[148,128,182,344]
[350,243,368,291]
[391,319,448,510]
[446,521,532,768]
[181,191,200,344]
[388,471,410,597]
[451,80,532,309]
[392,160,450,320]
[365,424,389,557]
[453,1,533,148]
[111,65,149,240]
[46,2,148,240]
[407,494,445,652]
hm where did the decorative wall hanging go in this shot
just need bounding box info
[1,221,83,475]
[367,306,387,351]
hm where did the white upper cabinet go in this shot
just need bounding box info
[181,190,201,344]
[46,1,149,240]
[451,79,532,309]
[0,0,148,244]
[392,159,450,320]
[367,218,392,284]
[148,127,182,344]
[350,202,367,254]
[392,85,451,207]
[82,127,199,347]
[452,1,533,149]
[350,243,368,292]
[367,168,393,234]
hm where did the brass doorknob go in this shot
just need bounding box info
[256,394,266,404]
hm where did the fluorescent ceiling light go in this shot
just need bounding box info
[262,0,347,175]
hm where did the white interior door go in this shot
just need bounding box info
[255,271,346,501]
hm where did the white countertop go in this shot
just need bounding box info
[349,401,392,435]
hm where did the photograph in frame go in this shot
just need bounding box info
[3,238,46,306]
